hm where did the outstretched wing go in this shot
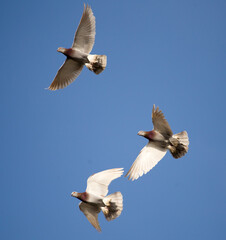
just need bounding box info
[79,202,101,232]
[125,142,167,181]
[152,104,173,139]
[86,168,124,197]
[48,59,84,90]
[72,4,95,54]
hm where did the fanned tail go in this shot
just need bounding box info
[85,54,107,74]
[101,192,123,221]
[168,131,189,159]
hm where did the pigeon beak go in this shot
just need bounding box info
[57,48,61,52]
[138,131,146,137]
[71,192,78,198]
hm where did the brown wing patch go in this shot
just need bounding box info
[152,104,173,139]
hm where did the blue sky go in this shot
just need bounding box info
[1,0,226,239]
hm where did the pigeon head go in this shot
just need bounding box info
[137,131,147,137]
[138,130,155,140]
[71,192,88,201]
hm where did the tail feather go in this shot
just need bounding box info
[85,54,107,74]
[169,131,189,159]
[101,192,123,221]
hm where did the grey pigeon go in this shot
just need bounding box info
[125,105,189,181]
[49,4,107,90]
[71,168,123,232]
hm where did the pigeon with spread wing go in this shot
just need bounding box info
[71,168,123,232]
[125,105,189,181]
[49,4,107,90]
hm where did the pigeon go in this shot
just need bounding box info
[48,4,107,90]
[125,105,189,181]
[71,168,124,232]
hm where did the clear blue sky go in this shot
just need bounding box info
[1,0,226,239]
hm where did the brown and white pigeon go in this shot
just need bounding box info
[48,4,107,90]
[125,105,189,181]
[71,168,123,232]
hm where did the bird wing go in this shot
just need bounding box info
[79,202,101,232]
[152,104,173,139]
[48,58,84,90]
[72,4,95,54]
[125,142,167,181]
[86,168,124,197]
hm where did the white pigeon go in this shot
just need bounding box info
[49,4,107,90]
[71,168,124,232]
[125,105,189,181]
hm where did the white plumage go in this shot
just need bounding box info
[71,168,124,232]
[126,142,167,181]
[125,105,189,181]
[86,168,124,197]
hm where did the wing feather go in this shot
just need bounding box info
[72,4,95,54]
[79,202,101,232]
[152,104,173,139]
[48,59,84,90]
[125,142,167,181]
[86,168,124,197]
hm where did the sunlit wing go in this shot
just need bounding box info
[86,168,124,197]
[125,142,167,181]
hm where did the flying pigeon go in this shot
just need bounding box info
[48,4,107,90]
[71,168,124,232]
[125,105,189,181]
